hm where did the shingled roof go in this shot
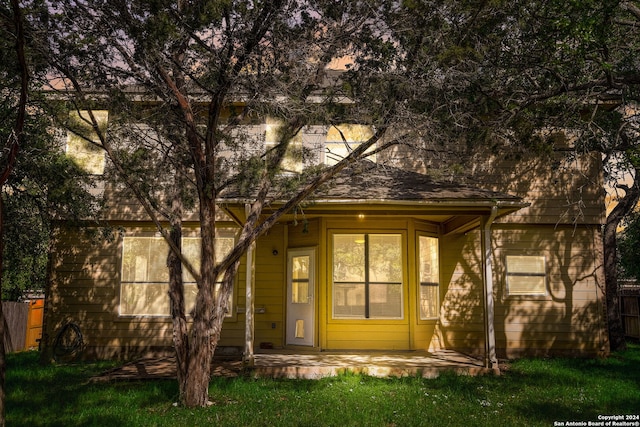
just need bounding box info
[219,160,527,234]
[314,160,521,203]
[221,160,524,209]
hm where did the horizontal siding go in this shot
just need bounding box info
[436,224,606,357]
[412,323,438,350]
[46,224,253,359]
[326,323,410,350]
[479,152,604,225]
[253,224,286,348]
[382,145,604,225]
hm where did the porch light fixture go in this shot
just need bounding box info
[357,213,365,220]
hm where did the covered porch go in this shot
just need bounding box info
[221,161,528,372]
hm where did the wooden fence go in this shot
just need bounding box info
[3,299,44,353]
[620,281,640,340]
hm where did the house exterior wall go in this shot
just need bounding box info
[379,142,608,358]
[46,224,248,359]
[45,117,609,360]
[435,224,607,358]
[46,213,608,359]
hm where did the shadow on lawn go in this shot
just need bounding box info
[503,344,640,423]
[6,352,177,427]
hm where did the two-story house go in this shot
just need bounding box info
[43,107,609,369]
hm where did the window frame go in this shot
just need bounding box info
[504,254,548,298]
[331,232,405,320]
[119,230,237,318]
[417,234,440,321]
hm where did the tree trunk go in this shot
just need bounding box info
[167,184,189,401]
[603,171,640,352]
[183,294,214,407]
[182,189,218,407]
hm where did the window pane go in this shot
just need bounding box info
[333,235,365,282]
[420,284,439,319]
[292,281,309,304]
[182,238,200,283]
[265,118,303,173]
[292,255,309,280]
[506,255,547,296]
[325,124,375,165]
[120,283,169,315]
[507,255,545,274]
[215,237,235,264]
[369,235,402,283]
[369,283,402,318]
[292,255,310,304]
[183,283,198,312]
[419,236,440,319]
[122,238,168,283]
[333,283,366,317]
[66,110,108,174]
[507,275,547,295]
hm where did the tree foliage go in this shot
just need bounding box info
[381,0,640,351]
[1,2,97,423]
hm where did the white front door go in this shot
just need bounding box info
[286,248,315,346]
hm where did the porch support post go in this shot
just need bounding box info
[480,206,499,372]
[243,204,256,366]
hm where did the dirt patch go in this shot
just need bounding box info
[90,357,244,382]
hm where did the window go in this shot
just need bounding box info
[66,110,108,174]
[324,124,375,165]
[265,118,303,173]
[332,233,403,319]
[120,234,235,316]
[264,120,326,173]
[505,255,547,296]
[291,254,311,304]
[418,236,440,319]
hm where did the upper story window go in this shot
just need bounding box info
[265,118,304,173]
[120,232,236,317]
[505,255,547,297]
[324,124,375,165]
[263,121,375,172]
[66,110,108,175]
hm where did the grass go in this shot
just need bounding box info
[6,344,640,427]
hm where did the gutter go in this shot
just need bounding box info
[220,198,526,208]
[481,205,499,372]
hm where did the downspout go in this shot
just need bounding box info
[243,203,256,366]
[481,205,499,372]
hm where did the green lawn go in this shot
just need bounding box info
[6,344,640,427]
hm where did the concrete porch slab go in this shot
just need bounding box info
[91,350,495,382]
[250,350,494,379]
